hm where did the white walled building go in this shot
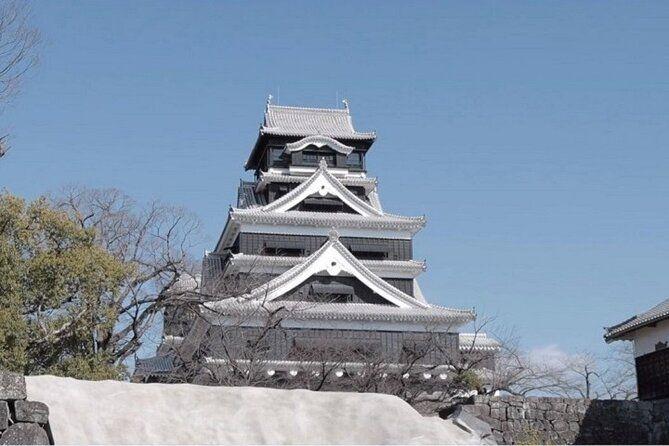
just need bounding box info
[605,298,669,400]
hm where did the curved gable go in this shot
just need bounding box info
[223,231,427,309]
[262,160,383,217]
[285,135,356,155]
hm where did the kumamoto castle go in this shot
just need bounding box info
[133,99,499,385]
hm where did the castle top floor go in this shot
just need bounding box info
[245,100,377,175]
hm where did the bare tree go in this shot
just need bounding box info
[52,185,202,372]
[485,340,637,400]
[0,0,40,158]
[151,279,501,407]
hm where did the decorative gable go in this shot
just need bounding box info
[285,135,355,155]
[214,230,428,309]
[261,159,383,217]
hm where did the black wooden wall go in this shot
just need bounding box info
[636,348,669,400]
[235,233,413,260]
[205,326,460,366]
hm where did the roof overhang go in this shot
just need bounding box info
[605,315,667,342]
[256,172,377,193]
[605,298,669,343]
[227,254,426,279]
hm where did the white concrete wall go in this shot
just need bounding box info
[631,318,669,357]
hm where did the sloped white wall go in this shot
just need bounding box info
[26,376,482,445]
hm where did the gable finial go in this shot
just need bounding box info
[328,228,340,241]
[266,94,273,110]
[319,158,328,169]
[342,98,349,110]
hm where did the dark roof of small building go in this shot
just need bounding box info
[134,355,175,377]
[605,297,669,342]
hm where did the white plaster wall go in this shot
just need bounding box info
[26,375,482,445]
[631,318,669,357]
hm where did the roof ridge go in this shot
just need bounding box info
[267,104,350,114]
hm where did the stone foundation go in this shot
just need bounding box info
[456,395,669,444]
[0,371,51,445]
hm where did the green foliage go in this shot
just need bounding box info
[516,427,550,445]
[0,192,128,379]
[453,370,484,392]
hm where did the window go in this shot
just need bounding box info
[302,150,336,166]
[309,282,355,303]
[346,152,363,168]
[262,247,303,256]
[296,197,346,213]
[262,240,304,257]
[269,147,288,167]
[348,243,388,260]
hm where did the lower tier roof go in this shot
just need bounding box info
[204,299,474,326]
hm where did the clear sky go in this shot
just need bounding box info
[2,1,669,357]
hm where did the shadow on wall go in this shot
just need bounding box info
[576,399,669,445]
[576,400,649,444]
[436,395,669,445]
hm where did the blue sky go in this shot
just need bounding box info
[2,1,669,356]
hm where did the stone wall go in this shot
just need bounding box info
[0,371,51,445]
[457,395,669,445]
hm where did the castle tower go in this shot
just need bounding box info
[134,100,498,384]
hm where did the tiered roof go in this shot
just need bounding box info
[210,231,427,308]
[246,102,376,170]
[262,104,376,140]
[261,159,382,215]
[216,161,424,251]
[204,300,474,326]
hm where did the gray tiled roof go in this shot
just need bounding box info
[605,297,669,342]
[134,355,175,377]
[262,105,376,140]
[205,300,475,325]
[458,333,500,351]
[237,180,266,209]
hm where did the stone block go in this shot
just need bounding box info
[0,423,49,445]
[0,402,8,430]
[545,410,560,421]
[487,418,502,431]
[0,371,26,400]
[448,406,494,443]
[476,404,491,417]
[14,401,49,424]
[490,408,503,420]
[552,420,569,432]
[526,409,544,420]
[551,401,567,412]
[537,402,551,411]
[507,407,525,420]
[502,431,514,445]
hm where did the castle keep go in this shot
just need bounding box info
[135,99,497,385]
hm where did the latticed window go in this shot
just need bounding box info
[302,150,336,166]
